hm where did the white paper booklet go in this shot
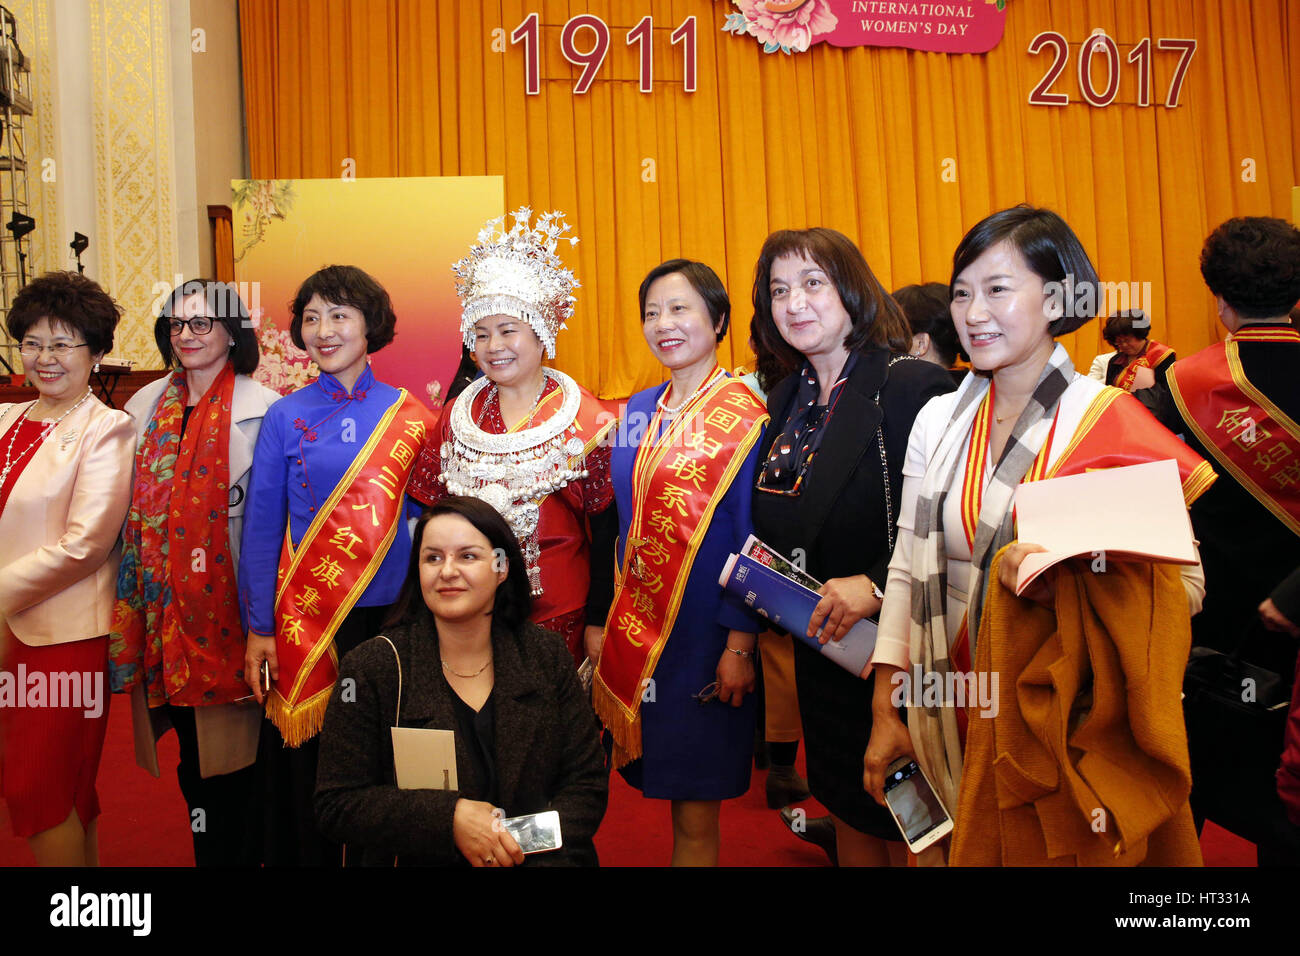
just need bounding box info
[1012,458,1197,595]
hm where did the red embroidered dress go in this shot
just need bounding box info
[408,376,613,653]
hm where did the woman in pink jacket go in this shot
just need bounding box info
[0,272,134,866]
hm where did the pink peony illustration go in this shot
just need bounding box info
[731,0,838,54]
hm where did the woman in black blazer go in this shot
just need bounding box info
[750,228,956,866]
[315,497,608,866]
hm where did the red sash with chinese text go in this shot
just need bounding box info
[1113,339,1174,392]
[266,391,431,746]
[593,374,767,768]
[1167,327,1300,535]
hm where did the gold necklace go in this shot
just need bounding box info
[442,656,493,679]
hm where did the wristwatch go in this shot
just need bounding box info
[868,578,884,601]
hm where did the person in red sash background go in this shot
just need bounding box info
[239,265,430,866]
[1091,309,1175,394]
[1165,216,1300,864]
[591,259,767,866]
[407,207,617,663]
[109,279,279,866]
[864,206,1213,865]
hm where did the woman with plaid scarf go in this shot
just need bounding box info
[862,206,1213,864]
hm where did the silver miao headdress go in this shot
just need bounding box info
[453,206,580,359]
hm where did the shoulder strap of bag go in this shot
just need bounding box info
[376,635,402,728]
[872,354,918,556]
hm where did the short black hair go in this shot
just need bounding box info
[154,278,261,376]
[892,282,963,366]
[751,227,912,373]
[1199,217,1300,319]
[638,259,731,343]
[949,205,1100,337]
[289,265,397,353]
[6,271,122,356]
[1102,310,1151,346]
[385,496,532,633]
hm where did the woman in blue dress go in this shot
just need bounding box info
[239,265,430,865]
[591,259,768,866]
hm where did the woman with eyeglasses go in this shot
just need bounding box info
[0,271,134,865]
[590,259,768,866]
[107,279,280,866]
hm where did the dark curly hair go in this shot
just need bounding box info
[385,496,532,633]
[949,205,1100,337]
[892,282,964,366]
[289,265,397,352]
[638,259,731,343]
[6,271,122,356]
[154,278,261,376]
[1102,310,1151,346]
[1199,217,1300,319]
[751,227,912,373]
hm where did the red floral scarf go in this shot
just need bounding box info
[109,364,246,707]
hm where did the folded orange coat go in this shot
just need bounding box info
[950,549,1203,867]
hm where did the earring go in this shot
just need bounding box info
[93,362,100,373]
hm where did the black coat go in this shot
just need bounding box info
[753,349,958,587]
[750,348,956,835]
[315,618,609,866]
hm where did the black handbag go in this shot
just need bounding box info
[1183,622,1292,844]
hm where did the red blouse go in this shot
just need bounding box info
[0,418,51,515]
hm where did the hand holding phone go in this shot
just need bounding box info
[882,756,953,854]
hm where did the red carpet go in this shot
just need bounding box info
[0,692,1258,867]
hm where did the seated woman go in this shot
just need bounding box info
[315,496,608,866]
[863,206,1215,866]
[0,271,135,866]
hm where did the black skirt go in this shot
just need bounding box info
[792,638,902,841]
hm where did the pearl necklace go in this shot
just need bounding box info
[0,388,93,487]
[657,366,726,416]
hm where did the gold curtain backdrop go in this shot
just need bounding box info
[239,0,1300,400]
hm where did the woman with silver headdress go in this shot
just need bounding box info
[408,208,617,663]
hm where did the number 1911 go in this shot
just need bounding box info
[510,13,697,95]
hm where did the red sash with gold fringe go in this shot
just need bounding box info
[1113,339,1174,392]
[266,391,430,746]
[593,373,767,768]
[1167,326,1300,535]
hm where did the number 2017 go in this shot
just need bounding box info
[1028,31,1196,108]
[510,13,698,95]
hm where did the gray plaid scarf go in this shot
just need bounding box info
[906,343,1076,813]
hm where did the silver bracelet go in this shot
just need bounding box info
[725,646,754,659]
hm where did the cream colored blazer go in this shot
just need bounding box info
[0,396,135,647]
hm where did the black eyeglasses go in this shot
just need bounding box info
[166,316,217,336]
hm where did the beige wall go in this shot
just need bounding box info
[183,0,245,277]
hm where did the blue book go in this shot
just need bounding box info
[719,553,876,679]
